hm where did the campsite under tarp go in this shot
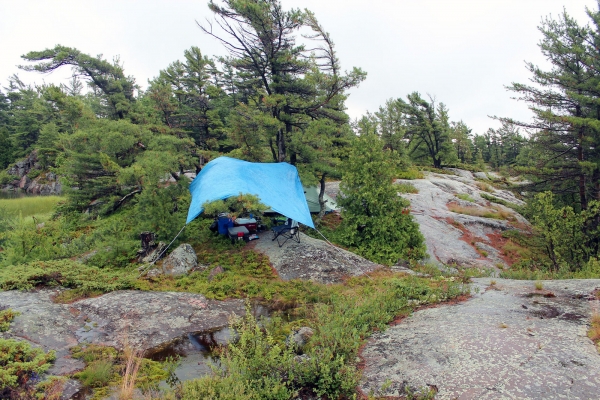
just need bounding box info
[303,186,339,213]
[186,157,314,228]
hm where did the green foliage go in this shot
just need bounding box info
[0,309,20,332]
[456,193,475,202]
[396,182,419,194]
[396,167,424,180]
[0,195,63,219]
[0,260,140,297]
[183,308,296,400]
[181,273,466,399]
[0,338,55,391]
[337,134,426,265]
[202,193,267,219]
[528,192,600,271]
[21,45,136,119]
[77,360,115,388]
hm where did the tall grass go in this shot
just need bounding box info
[0,196,64,219]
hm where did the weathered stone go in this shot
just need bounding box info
[291,327,314,348]
[253,232,380,284]
[0,289,246,376]
[19,175,31,190]
[360,278,600,399]
[473,171,489,180]
[162,244,198,276]
[208,265,225,281]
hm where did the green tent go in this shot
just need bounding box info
[303,186,339,214]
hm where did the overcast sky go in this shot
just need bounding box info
[0,0,597,134]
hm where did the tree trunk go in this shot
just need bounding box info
[277,128,286,162]
[316,173,328,224]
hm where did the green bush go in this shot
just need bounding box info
[337,134,426,265]
[0,309,19,332]
[0,339,56,391]
[181,274,466,399]
[0,260,140,298]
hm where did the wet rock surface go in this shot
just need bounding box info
[360,278,600,399]
[0,289,245,377]
[252,232,380,283]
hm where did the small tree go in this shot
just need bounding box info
[338,133,425,265]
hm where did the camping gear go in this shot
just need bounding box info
[217,214,234,235]
[303,186,339,213]
[228,226,250,243]
[271,218,300,247]
[235,217,257,232]
[186,157,314,228]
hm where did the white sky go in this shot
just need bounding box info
[0,0,597,134]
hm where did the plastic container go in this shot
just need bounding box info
[217,215,234,235]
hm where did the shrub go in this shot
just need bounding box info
[0,339,56,392]
[0,309,19,332]
[337,134,425,265]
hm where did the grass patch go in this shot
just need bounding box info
[0,196,64,220]
[396,168,424,180]
[475,181,494,193]
[447,203,512,220]
[455,193,475,202]
[589,313,600,352]
[534,281,544,290]
[396,182,419,194]
[71,343,171,398]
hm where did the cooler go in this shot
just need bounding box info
[227,226,250,243]
[234,217,257,233]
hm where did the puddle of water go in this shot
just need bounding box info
[145,303,273,385]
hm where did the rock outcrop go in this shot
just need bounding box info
[0,289,245,376]
[1,151,63,195]
[252,232,380,284]
[360,278,600,399]
[325,169,530,270]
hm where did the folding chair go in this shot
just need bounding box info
[271,218,300,247]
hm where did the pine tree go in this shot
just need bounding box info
[338,133,425,265]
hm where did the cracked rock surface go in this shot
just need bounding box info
[360,278,600,399]
[252,232,380,283]
[0,289,245,376]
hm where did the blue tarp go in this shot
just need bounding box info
[186,157,314,228]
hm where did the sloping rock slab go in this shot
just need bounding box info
[360,278,600,399]
[0,289,245,376]
[71,291,244,351]
[253,232,380,284]
[0,289,85,376]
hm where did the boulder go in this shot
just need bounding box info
[473,171,489,180]
[208,265,225,281]
[290,327,314,348]
[162,244,198,276]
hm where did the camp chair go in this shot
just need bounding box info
[271,218,300,247]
